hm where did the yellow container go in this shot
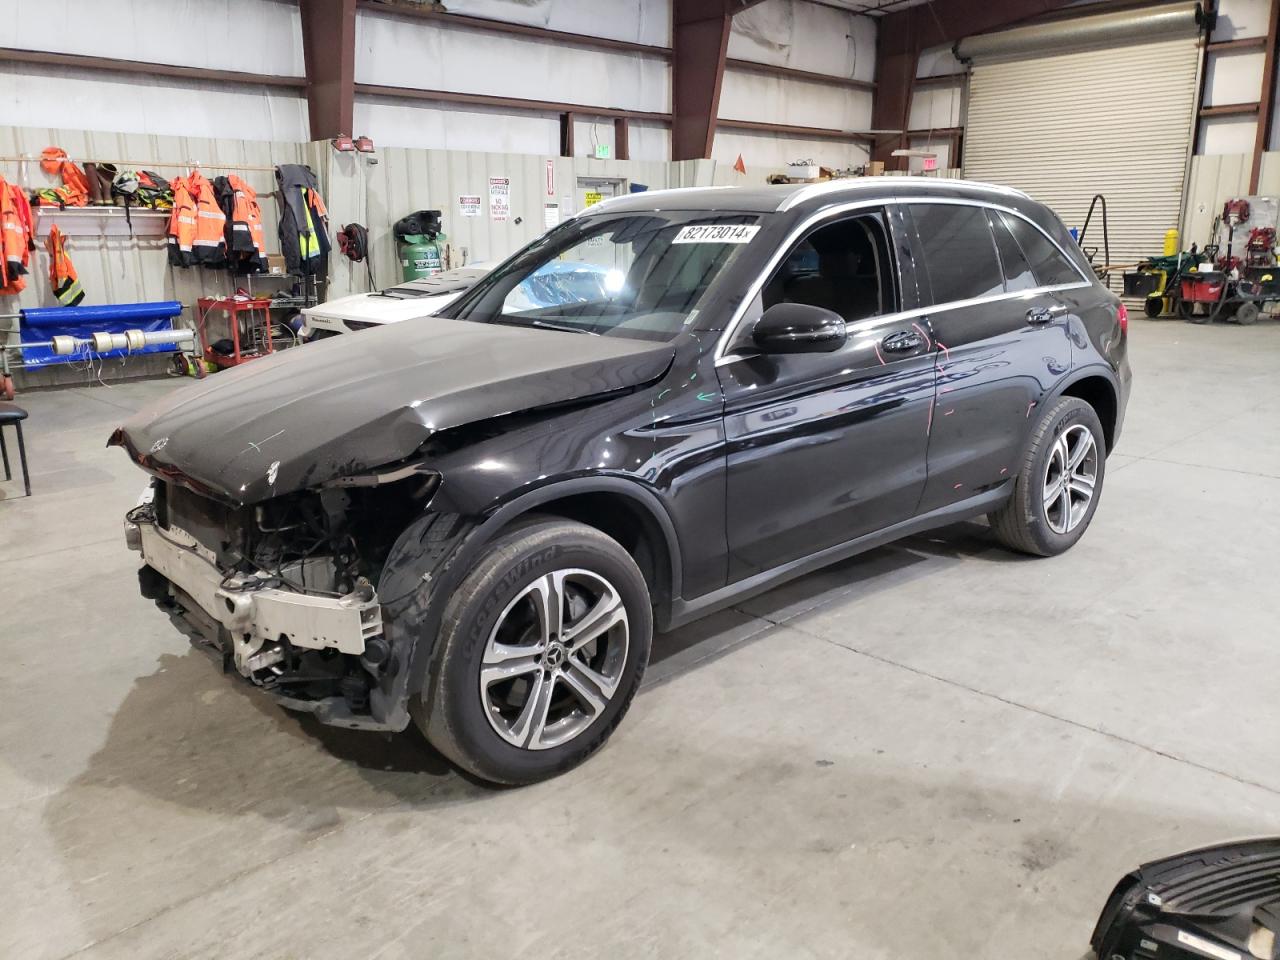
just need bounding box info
[1163,228,1179,257]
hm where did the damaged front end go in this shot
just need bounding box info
[127,470,439,730]
[1092,838,1280,960]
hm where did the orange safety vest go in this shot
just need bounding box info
[32,147,90,208]
[167,170,226,267]
[46,225,85,306]
[1,177,34,294]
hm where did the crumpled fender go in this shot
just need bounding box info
[370,474,685,729]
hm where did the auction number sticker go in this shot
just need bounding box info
[672,224,760,244]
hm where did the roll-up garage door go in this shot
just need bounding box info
[959,3,1203,279]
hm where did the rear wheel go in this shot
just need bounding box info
[988,396,1106,557]
[1236,301,1260,325]
[415,519,652,785]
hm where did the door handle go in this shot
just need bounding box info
[1026,304,1068,325]
[881,330,923,352]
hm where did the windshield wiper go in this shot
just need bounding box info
[529,319,600,335]
[489,317,599,336]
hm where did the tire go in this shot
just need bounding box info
[415,518,652,785]
[1236,301,1260,325]
[988,396,1107,557]
[1180,299,1209,323]
[1143,296,1163,318]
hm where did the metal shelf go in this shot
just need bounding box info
[34,206,168,238]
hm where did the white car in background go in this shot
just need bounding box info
[300,260,616,338]
[300,265,492,338]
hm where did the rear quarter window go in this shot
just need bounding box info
[1001,212,1083,287]
[988,209,1037,292]
[910,204,1004,305]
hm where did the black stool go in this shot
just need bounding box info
[0,402,31,498]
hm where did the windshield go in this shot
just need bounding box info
[450,212,761,341]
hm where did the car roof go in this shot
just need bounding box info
[587,177,1033,218]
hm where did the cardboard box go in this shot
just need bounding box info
[265,254,288,276]
[868,161,886,177]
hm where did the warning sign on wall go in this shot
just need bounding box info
[458,195,481,217]
[489,177,510,221]
[584,191,603,207]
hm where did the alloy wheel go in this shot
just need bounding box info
[479,568,629,751]
[1042,423,1098,535]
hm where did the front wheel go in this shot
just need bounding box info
[988,396,1107,557]
[415,518,652,785]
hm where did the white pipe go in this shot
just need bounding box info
[3,328,196,355]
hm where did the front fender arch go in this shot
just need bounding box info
[375,476,684,718]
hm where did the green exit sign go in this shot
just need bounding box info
[594,144,611,159]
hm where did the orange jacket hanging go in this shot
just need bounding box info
[167,170,226,267]
[46,225,85,306]
[32,147,90,208]
[1,177,35,294]
[214,174,267,273]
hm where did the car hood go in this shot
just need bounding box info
[301,267,491,324]
[111,315,675,504]
[302,291,460,324]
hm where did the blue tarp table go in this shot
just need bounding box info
[20,301,185,367]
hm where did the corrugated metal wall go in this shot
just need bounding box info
[0,125,306,315]
[321,150,713,299]
[0,125,308,385]
[0,126,722,325]
[1182,151,1280,248]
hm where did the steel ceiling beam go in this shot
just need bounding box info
[672,0,735,161]
[0,47,306,89]
[299,0,357,141]
[354,83,671,123]
[1250,0,1280,192]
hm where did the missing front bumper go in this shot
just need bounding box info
[134,519,384,675]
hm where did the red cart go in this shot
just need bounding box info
[194,297,275,372]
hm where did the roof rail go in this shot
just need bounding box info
[571,184,739,218]
[777,176,1031,212]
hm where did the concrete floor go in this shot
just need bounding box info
[2,318,1278,959]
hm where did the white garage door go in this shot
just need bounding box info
[963,16,1201,279]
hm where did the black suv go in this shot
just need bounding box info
[114,178,1131,785]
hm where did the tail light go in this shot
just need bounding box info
[1117,302,1129,336]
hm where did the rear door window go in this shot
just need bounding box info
[987,209,1037,292]
[910,204,1004,305]
[1000,212,1082,287]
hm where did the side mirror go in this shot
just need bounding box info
[752,302,846,354]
